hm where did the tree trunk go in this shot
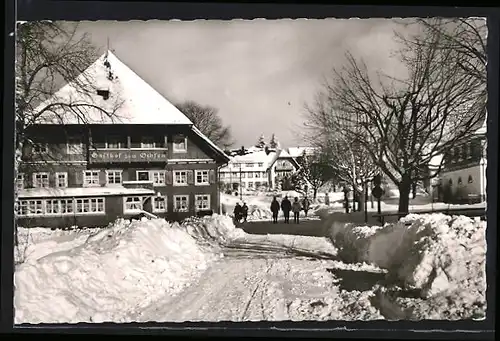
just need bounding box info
[356,190,365,212]
[412,182,417,199]
[313,188,317,200]
[398,178,412,215]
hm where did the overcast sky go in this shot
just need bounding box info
[75,19,408,148]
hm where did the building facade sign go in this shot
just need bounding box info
[89,149,169,163]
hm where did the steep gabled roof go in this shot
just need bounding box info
[33,51,193,125]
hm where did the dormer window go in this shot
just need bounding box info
[97,89,110,100]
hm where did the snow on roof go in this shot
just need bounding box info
[33,50,193,126]
[286,147,318,158]
[191,125,230,163]
[18,186,155,199]
[229,150,277,167]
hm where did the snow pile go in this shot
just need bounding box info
[327,213,486,319]
[14,216,242,324]
[181,214,246,244]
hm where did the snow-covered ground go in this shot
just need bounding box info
[14,202,487,323]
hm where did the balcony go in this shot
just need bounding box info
[88,148,169,164]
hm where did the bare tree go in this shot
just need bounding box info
[303,92,378,210]
[288,151,334,200]
[176,100,234,149]
[15,21,123,245]
[306,19,486,214]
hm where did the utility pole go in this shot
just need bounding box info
[239,164,243,201]
[364,180,368,223]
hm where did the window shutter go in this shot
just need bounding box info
[165,170,173,185]
[187,170,194,185]
[99,170,106,186]
[209,169,215,184]
[75,170,84,186]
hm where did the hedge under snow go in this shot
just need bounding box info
[327,213,487,319]
[14,214,240,324]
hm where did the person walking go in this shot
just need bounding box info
[233,202,242,224]
[241,202,249,223]
[281,195,292,223]
[302,196,310,218]
[270,196,280,224]
[292,197,302,224]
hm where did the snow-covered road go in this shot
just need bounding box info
[135,233,386,322]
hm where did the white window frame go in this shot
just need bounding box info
[258,162,264,167]
[83,170,100,187]
[248,182,254,188]
[245,163,254,168]
[55,172,68,188]
[67,137,84,155]
[173,195,189,212]
[172,136,187,153]
[136,170,151,182]
[16,173,24,190]
[32,172,50,188]
[106,170,123,185]
[173,170,188,186]
[152,196,167,213]
[123,196,144,214]
[75,197,106,215]
[151,170,166,186]
[33,143,49,154]
[195,170,210,186]
[195,194,211,211]
[17,198,105,217]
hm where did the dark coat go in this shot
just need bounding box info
[234,204,242,216]
[270,200,280,213]
[281,198,292,212]
[242,204,249,216]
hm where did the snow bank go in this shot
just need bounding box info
[14,215,242,324]
[327,213,486,319]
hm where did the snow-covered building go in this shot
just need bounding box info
[438,118,487,204]
[16,51,230,228]
[219,149,276,191]
[266,149,301,188]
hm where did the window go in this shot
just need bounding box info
[76,198,105,214]
[195,170,209,186]
[241,173,246,178]
[33,172,49,188]
[245,163,254,167]
[247,172,254,178]
[231,172,238,177]
[153,196,167,213]
[55,172,68,188]
[67,137,83,155]
[254,172,260,178]
[106,170,123,185]
[16,173,24,190]
[151,171,166,186]
[258,162,264,167]
[124,196,143,213]
[174,170,188,186]
[61,199,74,214]
[33,143,48,154]
[136,171,150,181]
[174,195,189,212]
[248,182,254,188]
[458,177,463,185]
[46,199,62,215]
[173,135,187,153]
[96,89,110,100]
[448,179,453,186]
[17,198,103,216]
[141,136,155,149]
[255,182,261,187]
[83,170,100,187]
[468,175,473,183]
[106,136,125,149]
[195,194,210,211]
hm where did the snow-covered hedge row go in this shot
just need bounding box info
[14,215,242,324]
[327,213,486,317]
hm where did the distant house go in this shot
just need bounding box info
[218,149,277,192]
[438,118,487,204]
[266,149,301,189]
[16,51,230,228]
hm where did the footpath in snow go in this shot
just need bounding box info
[14,207,487,323]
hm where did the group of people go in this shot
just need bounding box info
[270,195,310,224]
[233,202,249,224]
